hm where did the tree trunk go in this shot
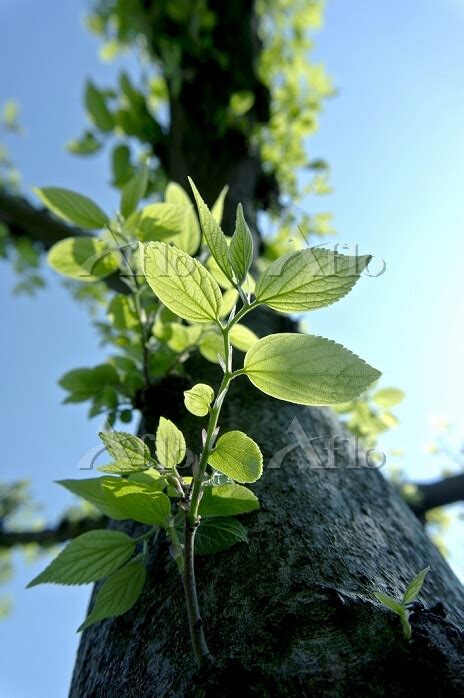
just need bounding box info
[71,355,464,696]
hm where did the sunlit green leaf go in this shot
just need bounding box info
[199,484,259,517]
[255,248,371,313]
[99,431,151,469]
[35,188,108,229]
[141,241,223,323]
[402,566,430,605]
[229,204,253,283]
[27,530,135,587]
[209,431,263,483]
[155,417,186,468]
[78,560,146,631]
[100,478,171,525]
[184,383,215,417]
[244,333,381,405]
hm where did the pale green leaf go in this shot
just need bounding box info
[188,177,233,281]
[96,462,148,474]
[199,484,259,517]
[99,431,151,469]
[48,237,118,282]
[101,478,171,525]
[374,592,404,615]
[254,248,371,313]
[229,203,253,283]
[372,388,405,409]
[35,187,108,229]
[141,241,222,323]
[229,324,258,352]
[184,383,215,417]
[244,333,381,405]
[155,417,186,468]
[209,431,263,483]
[78,560,146,631]
[164,182,201,254]
[195,517,248,555]
[121,167,148,217]
[130,202,185,241]
[107,295,138,330]
[402,567,430,605]
[199,330,224,364]
[27,530,134,587]
[211,185,229,224]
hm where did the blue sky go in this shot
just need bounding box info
[1,1,464,696]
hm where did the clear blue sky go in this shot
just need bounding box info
[1,1,464,696]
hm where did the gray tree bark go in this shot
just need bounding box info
[70,351,464,697]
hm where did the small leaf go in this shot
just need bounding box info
[107,295,138,330]
[188,177,233,281]
[141,241,222,323]
[374,592,404,616]
[244,333,381,406]
[96,463,148,475]
[184,383,215,417]
[27,530,135,587]
[35,187,108,229]
[195,517,248,555]
[99,431,151,469]
[229,324,258,352]
[78,559,146,631]
[372,388,405,409]
[199,330,224,364]
[402,567,430,605]
[155,417,186,468]
[199,484,259,518]
[209,431,263,483]
[48,237,118,282]
[254,248,371,313]
[229,204,253,283]
[121,166,148,217]
[101,478,171,525]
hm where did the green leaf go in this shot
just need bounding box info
[57,478,126,519]
[374,592,404,616]
[165,182,201,255]
[254,248,371,313]
[96,463,148,475]
[48,237,118,282]
[188,177,233,281]
[229,204,253,283]
[78,559,146,631]
[199,484,259,518]
[27,530,135,587]
[372,388,405,409]
[35,188,108,229]
[141,241,223,323]
[199,330,224,364]
[130,203,185,241]
[99,431,151,469]
[209,431,263,483]
[121,167,148,217]
[100,478,171,525]
[184,383,215,417]
[244,333,381,406]
[107,295,138,331]
[155,417,186,468]
[402,567,430,605]
[128,470,166,492]
[195,517,248,555]
[211,185,229,224]
[85,80,114,132]
[59,364,119,402]
[67,131,102,156]
[229,324,258,352]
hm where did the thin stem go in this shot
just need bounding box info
[182,519,212,665]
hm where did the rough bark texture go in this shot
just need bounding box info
[71,373,464,697]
